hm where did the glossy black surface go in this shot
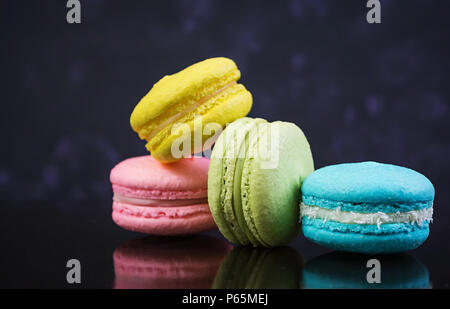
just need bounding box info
[2,202,449,288]
[1,0,449,288]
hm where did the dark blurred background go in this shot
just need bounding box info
[0,0,449,288]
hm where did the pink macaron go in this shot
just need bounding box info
[110,155,216,235]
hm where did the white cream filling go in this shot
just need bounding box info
[113,194,208,207]
[146,81,237,141]
[300,203,433,228]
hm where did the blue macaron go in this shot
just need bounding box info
[300,161,435,254]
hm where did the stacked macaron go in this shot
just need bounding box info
[110,57,253,235]
[110,56,435,255]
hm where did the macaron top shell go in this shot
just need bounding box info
[302,161,434,204]
[130,57,240,130]
[110,156,209,199]
[243,121,314,246]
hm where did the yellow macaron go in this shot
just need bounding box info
[130,57,253,162]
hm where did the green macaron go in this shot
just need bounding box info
[208,117,314,247]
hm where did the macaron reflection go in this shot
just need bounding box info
[212,246,304,289]
[113,235,232,289]
[303,252,430,289]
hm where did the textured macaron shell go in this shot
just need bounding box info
[112,202,215,235]
[110,156,209,199]
[219,118,268,246]
[208,118,253,244]
[232,120,266,246]
[302,161,435,205]
[243,121,314,246]
[301,161,435,253]
[111,156,216,235]
[302,218,430,253]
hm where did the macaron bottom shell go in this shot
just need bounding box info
[302,217,429,254]
[112,202,216,235]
